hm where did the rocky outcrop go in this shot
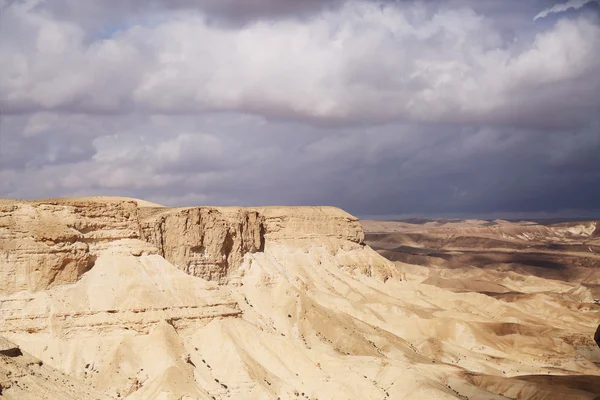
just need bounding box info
[139,207,264,283]
[138,206,367,283]
[0,337,22,357]
[0,199,140,294]
[593,221,600,237]
[253,206,364,243]
[0,198,371,292]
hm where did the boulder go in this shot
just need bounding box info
[0,337,22,357]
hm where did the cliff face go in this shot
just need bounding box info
[593,221,600,237]
[252,206,364,243]
[139,207,264,283]
[0,199,371,293]
[0,199,140,294]
[134,206,367,283]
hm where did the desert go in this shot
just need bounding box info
[0,197,598,399]
[2,0,600,398]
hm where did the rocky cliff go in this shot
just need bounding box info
[139,207,264,283]
[0,198,373,293]
[253,206,364,243]
[0,199,140,294]
[138,205,368,282]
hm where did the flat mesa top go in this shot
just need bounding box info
[0,196,163,208]
[0,197,357,219]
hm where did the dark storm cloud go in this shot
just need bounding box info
[3,114,598,217]
[158,0,345,22]
[31,0,345,28]
[1,0,599,217]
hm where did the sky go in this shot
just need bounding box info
[1,0,599,219]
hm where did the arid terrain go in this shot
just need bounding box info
[0,198,599,399]
[363,218,600,399]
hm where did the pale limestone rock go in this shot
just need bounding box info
[0,199,380,291]
[137,205,376,283]
[253,206,364,243]
[0,200,139,294]
[139,207,264,283]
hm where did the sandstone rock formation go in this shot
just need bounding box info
[1,198,374,290]
[0,199,141,294]
[139,207,264,282]
[0,197,598,399]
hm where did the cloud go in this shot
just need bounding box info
[2,1,599,130]
[0,0,599,216]
[534,0,598,20]
[34,0,345,27]
[2,112,599,216]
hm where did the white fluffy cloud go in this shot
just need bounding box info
[2,1,599,127]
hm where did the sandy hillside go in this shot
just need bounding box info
[0,198,599,399]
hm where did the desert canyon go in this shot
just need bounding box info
[0,197,599,400]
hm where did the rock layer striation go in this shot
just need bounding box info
[0,199,373,292]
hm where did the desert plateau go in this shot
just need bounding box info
[0,197,598,399]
